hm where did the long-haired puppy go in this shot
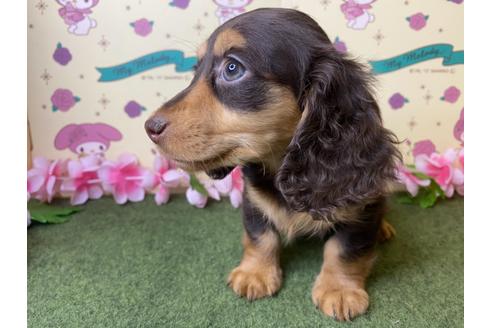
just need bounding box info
[145,8,400,321]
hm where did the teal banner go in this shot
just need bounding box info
[96,44,463,81]
[96,50,197,82]
[369,43,464,75]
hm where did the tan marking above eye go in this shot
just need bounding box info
[213,29,246,56]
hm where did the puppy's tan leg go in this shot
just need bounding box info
[312,237,374,321]
[228,230,282,300]
[312,199,384,321]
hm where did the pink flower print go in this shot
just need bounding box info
[441,86,461,103]
[98,154,150,204]
[415,149,458,197]
[186,188,208,208]
[51,89,80,112]
[407,13,429,31]
[169,0,191,9]
[131,19,154,37]
[412,139,436,157]
[124,101,146,118]
[27,157,66,202]
[146,155,189,205]
[396,164,431,197]
[53,43,72,66]
[333,37,347,54]
[61,155,103,205]
[388,93,409,110]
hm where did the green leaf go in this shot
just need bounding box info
[418,189,438,208]
[430,180,446,199]
[396,192,416,205]
[28,201,83,224]
[189,174,207,196]
[414,172,431,180]
[406,164,416,169]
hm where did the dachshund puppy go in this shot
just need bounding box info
[145,8,400,321]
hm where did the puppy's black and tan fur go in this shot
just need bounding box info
[145,8,400,321]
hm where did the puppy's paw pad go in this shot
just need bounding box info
[379,220,396,243]
[227,266,281,300]
[312,288,369,321]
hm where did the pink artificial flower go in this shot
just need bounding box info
[415,149,459,197]
[455,147,464,195]
[213,167,244,208]
[146,155,189,205]
[27,157,66,202]
[199,175,222,201]
[98,154,151,204]
[27,170,45,199]
[186,187,208,208]
[458,147,464,169]
[396,164,430,197]
[61,155,103,205]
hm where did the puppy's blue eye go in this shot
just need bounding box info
[222,59,245,81]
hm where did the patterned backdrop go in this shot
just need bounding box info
[27,0,464,166]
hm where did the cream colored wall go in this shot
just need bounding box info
[28,0,463,166]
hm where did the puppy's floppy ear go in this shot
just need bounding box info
[276,46,400,220]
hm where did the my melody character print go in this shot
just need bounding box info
[56,0,99,36]
[214,0,252,25]
[54,123,122,158]
[340,0,376,30]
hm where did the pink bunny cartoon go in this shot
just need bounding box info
[340,0,376,30]
[54,123,122,157]
[213,0,252,25]
[56,0,99,36]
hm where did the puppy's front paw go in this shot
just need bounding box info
[312,287,369,321]
[227,265,282,300]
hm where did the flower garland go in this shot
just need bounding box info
[396,136,464,208]
[27,153,244,209]
[27,139,463,210]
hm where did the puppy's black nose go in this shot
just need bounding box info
[145,116,168,143]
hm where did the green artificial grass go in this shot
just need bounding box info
[28,195,463,328]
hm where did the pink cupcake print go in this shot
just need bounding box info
[388,93,409,110]
[441,86,461,103]
[51,88,80,112]
[407,13,429,31]
[131,18,154,37]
